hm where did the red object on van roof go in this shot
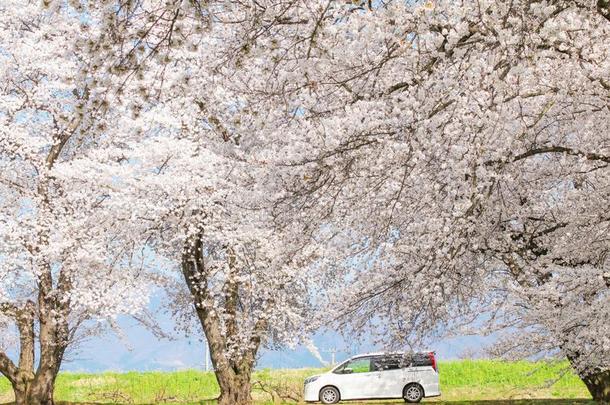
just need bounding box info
[428,352,437,372]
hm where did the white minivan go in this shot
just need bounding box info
[303,352,440,404]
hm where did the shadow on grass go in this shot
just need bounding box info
[324,401,596,405]
[425,401,595,405]
[0,399,585,405]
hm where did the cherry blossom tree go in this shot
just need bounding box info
[264,0,610,401]
[75,134,324,404]
[55,1,337,404]
[0,3,154,404]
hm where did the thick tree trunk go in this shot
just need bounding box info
[12,369,60,405]
[7,349,64,405]
[26,316,67,405]
[581,369,610,404]
[215,367,253,405]
[12,376,33,405]
[182,235,261,405]
[10,353,62,405]
[566,350,610,404]
[12,290,68,405]
[6,358,61,405]
[27,367,59,405]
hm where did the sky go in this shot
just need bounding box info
[59,303,493,373]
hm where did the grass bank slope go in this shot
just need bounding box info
[0,360,592,404]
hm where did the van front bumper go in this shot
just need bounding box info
[303,382,321,402]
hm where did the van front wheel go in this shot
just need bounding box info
[319,386,340,404]
[403,383,424,403]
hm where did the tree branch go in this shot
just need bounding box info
[223,247,239,341]
[0,302,18,317]
[512,146,610,164]
[16,301,35,373]
[0,351,17,385]
[597,0,610,22]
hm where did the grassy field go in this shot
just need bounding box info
[0,360,593,404]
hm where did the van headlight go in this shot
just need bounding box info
[304,376,319,385]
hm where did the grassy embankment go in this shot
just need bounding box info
[0,360,593,404]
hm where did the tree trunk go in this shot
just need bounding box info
[581,369,610,404]
[25,326,66,405]
[216,367,253,405]
[13,378,33,405]
[20,293,68,405]
[27,368,59,405]
[566,349,610,404]
[182,235,260,405]
[11,364,60,405]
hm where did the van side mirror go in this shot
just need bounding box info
[342,368,353,374]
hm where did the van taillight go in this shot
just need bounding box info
[428,352,437,372]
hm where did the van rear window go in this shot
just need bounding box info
[409,353,433,367]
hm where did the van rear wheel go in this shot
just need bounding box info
[319,386,340,404]
[403,383,424,403]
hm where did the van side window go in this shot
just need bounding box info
[343,357,371,374]
[337,357,371,374]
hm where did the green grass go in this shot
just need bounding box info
[0,360,593,404]
[436,360,588,401]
